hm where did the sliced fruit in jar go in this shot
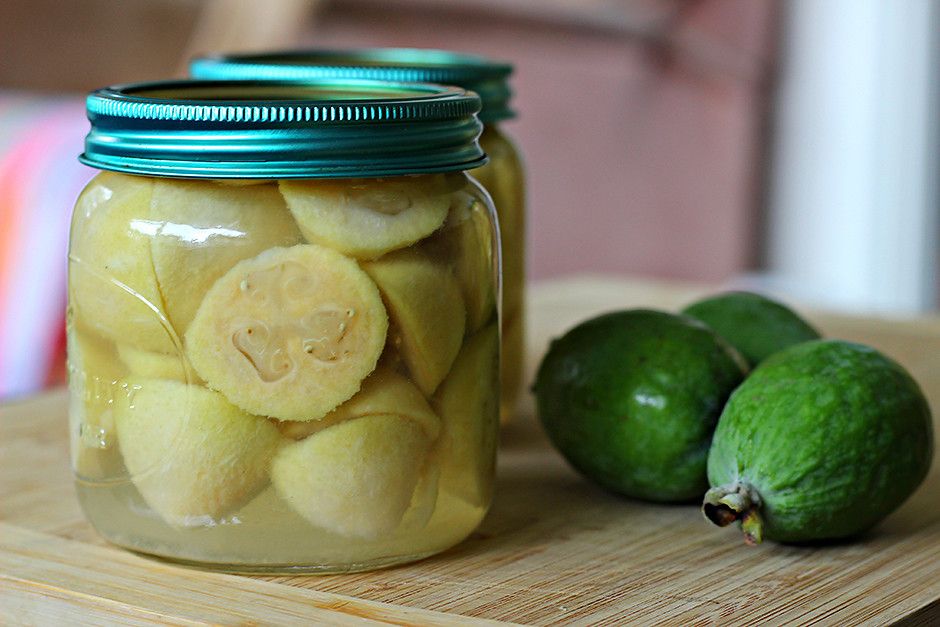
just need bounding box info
[434,324,499,507]
[69,172,175,353]
[399,458,441,533]
[274,368,440,441]
[117,343,201,384]
[364,249,466,396]
[328,368,441,439]
[279,175,452,259]
[150,180,303,335]
[185,244,388,421]
[271,414,433,539]
[274,415,340,441]
[376,325,406,373]
[427,192,497,332]
[69,328,127,482]
[114,378,281,527]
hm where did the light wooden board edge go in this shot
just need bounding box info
[0,522,510,626]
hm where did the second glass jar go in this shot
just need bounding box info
[191,49,526,419]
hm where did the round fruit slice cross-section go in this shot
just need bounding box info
[363,249,466,396]
[185,244,388,421]
[279,175,453,259]
[115,378,281,527]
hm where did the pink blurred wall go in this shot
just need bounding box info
[302,0,778,281]
[1,0,779,285]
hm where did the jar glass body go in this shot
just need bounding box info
[68,170,499,573]
[472,124,525,420]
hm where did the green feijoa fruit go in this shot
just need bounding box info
[704,339,933,545]
[681,291,820,367]
[534,309,748,502]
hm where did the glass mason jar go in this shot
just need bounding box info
[191,49,526,420]
[69,80,499,573]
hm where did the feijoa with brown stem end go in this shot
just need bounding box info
[704,339,933,545]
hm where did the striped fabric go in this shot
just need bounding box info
[0,92,94,400]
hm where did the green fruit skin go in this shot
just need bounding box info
[708,339,934,543]
[682,291,820,366]
[535,309,747,502]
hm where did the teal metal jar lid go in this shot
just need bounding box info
[190,49,514,124]
[79,79,486,179]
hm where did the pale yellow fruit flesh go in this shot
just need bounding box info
[185,244,388,421]
[433,324,500,507]
[398,458,440,533]
[115,379,281,526]
[364,249,466,396]
[375,326,405,373]
[69,172,175,353]
[275,367,441,441]
[274,413,346,441]
[117,343,201,384]
[68,171,498,556]
[326,367,441,439]
[271,414,432,539]
[279,175,453,259]
[425,191,498,332]
[150,180,303,334]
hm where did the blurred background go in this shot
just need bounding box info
[0,0,937,399]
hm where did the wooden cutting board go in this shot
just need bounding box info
[3,277,940,626]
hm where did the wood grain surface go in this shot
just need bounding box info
[2,277,939,626]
